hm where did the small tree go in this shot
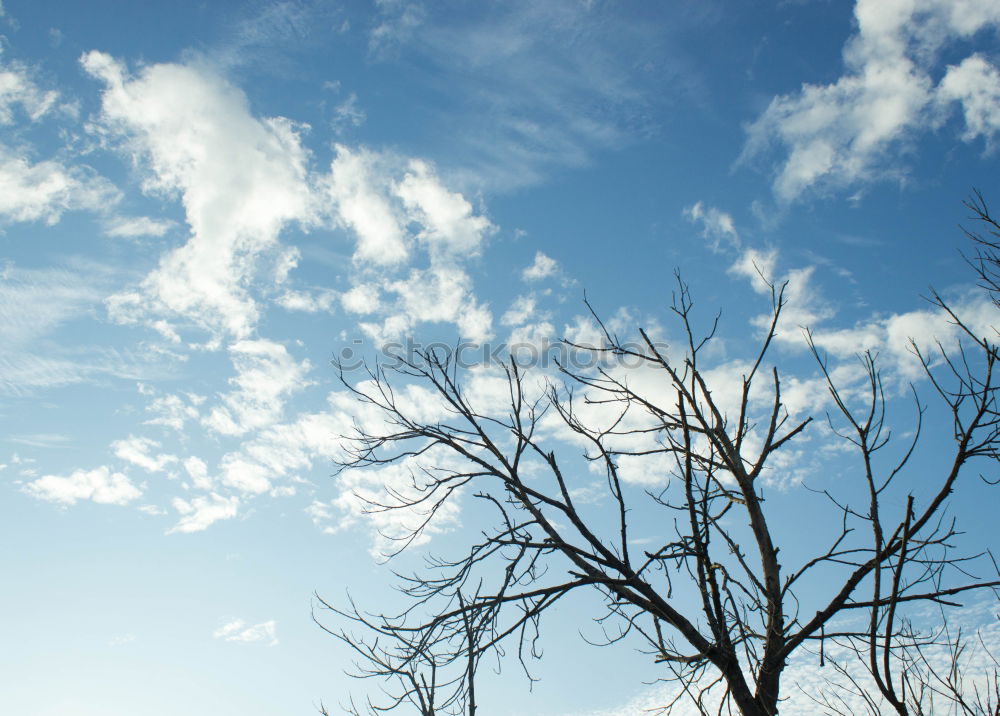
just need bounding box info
[319,199,1000,715]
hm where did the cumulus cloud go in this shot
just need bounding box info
[10,50,501,538]
[325,145,408,266]
[111,436,177,473]
[340,283,381,314]
[394,158,495,257]
[323,147,496,341]
[24,466,141,506]
[206,385,443,513]
[522,251,559,281]
[79,51,498,358]
[0,146,120,225]
[743,0,1000,202]
[275,288,336,313]
[379,265,492,342]
[84,51,316,339]
[501,294,536,326]
[238,410,346,480]
[937,53,1000,149]
[324,145,496,264]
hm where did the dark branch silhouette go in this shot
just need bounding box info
[319,197,1000,715]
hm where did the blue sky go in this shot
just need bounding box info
[2,1,1000,714]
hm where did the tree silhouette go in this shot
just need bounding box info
[319,198,1000,715]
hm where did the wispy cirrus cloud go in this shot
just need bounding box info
[168,493,239,534]
[683,201,739,252]
[365,0,687,190]
[0,263,158,395]
[0,49,59,123]
[102,215,175,238]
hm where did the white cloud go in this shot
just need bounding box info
[325,145,407,266]
[324,147,496,340]
[302,385,468,556]
[340,283,381,314]
[379,264,493,343]
[0,354,110,396]
[275,288,336,313]
[522,251,558,282]
[331,91,365,133]
[683,201,739,251]
[144,391,203,431]
[729,245,998,385]
[743,0,1000,201]
[325,145,496,268]
[328,450,465,558]
[369,0,426,54]
[938,53,1000,148]
[394,158,495,257]
[218,454,274,495]
[0,40,116,227]
[182,456,212,490]
[84,51,316,339]
[23,466,141,506]
[207,386,439,509]
[0,51,59,124]
[111,436,177,473]
[202,339,312,437]
[239,410,346,478]
[212,619,277,646]
[0,145,120,225]
[102,215,175,238]
[501,294,536,326]
[168,492,239,533]
[0,264,103,347]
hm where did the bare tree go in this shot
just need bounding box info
[318,201,1000,715]
[963,190,1000,311]
[317,589,483,716]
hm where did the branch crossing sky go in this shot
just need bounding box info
[2,1,1000,713]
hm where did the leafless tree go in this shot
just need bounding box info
[318,200,1000,715]
[963,190,1000,311]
